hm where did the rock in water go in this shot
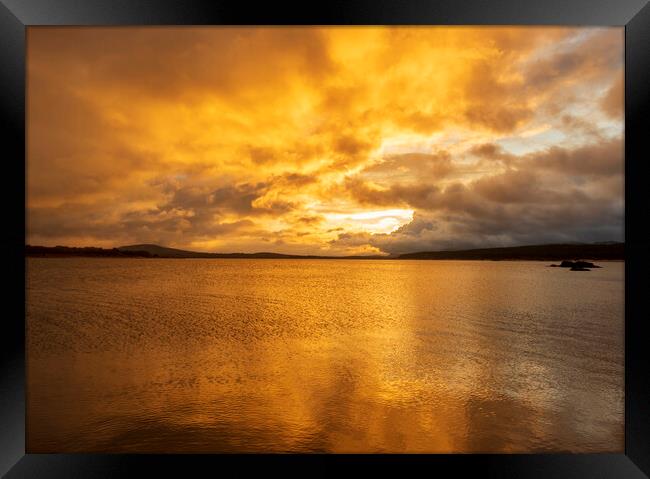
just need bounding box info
[555,260,602,270]
[574,261,600,269]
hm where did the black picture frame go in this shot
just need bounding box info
[2,1,648,477]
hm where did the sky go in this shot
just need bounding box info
[27,27,624,256]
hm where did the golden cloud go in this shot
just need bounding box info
[27,27,623,255]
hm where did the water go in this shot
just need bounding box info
[26,258,624,453]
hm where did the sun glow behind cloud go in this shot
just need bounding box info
[324,209,415,235]
[27,26,623,255]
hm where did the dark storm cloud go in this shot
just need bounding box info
[523,29,622,91]
[344,177,441,209]
[528,137,623,177]
[336,134,624,255]
[472,169,592,205]
[366,194,623,255]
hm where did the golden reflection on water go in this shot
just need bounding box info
[27,259,624,452]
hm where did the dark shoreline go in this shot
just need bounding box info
[26,256,625,262]
[25,243,625,262]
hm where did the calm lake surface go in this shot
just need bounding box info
[26,258,624,453]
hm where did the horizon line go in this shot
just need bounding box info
[25,241,626,259]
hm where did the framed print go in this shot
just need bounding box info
[1,0,649,477]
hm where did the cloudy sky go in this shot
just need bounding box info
[27,27,623,255]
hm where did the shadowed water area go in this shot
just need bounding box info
[26,258,624,453]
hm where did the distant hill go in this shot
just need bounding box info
[25,245,154,258]
[117,244,386,259]
[397,243,624,261]
[118,244,214,258]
